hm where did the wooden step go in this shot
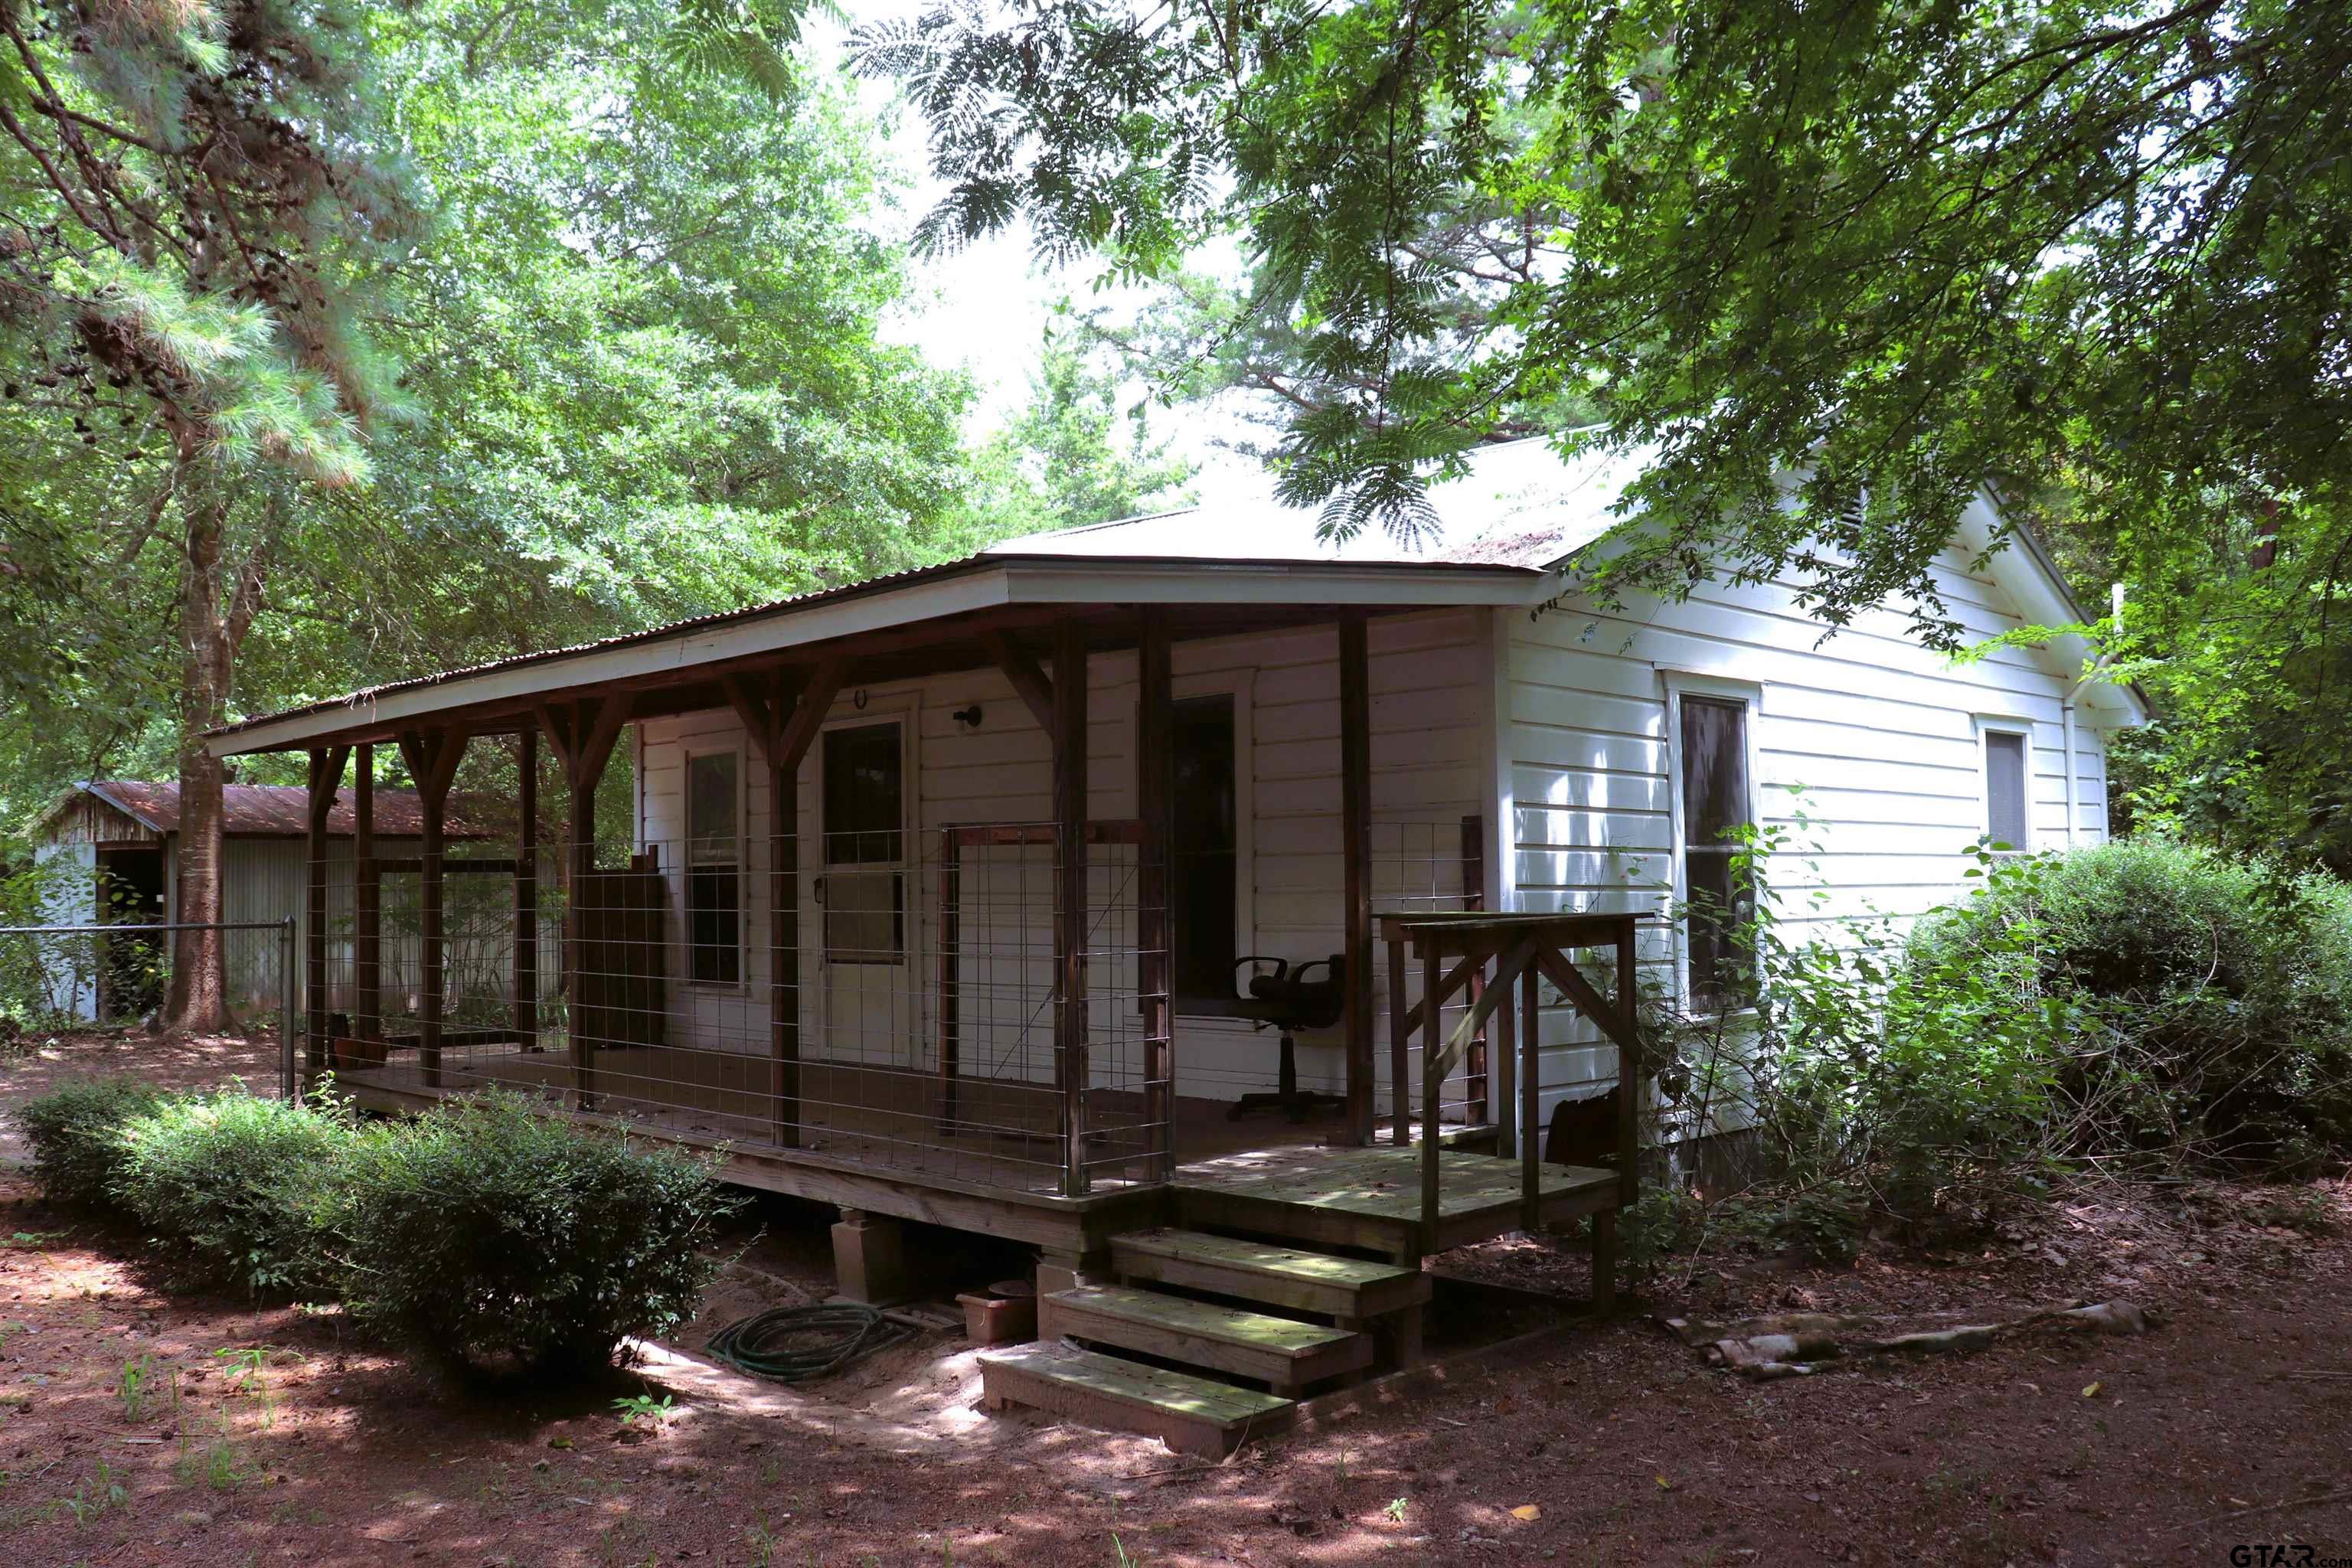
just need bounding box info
[979,1341,1294,1456]
[1112,1227,1432,1318]
[1042,1285,1370,1393]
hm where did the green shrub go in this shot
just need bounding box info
[1643,831,2352,1256]
[17,1078,175,1210]
[338,1091,737,1373]
[1914,838,2352,1169]
[112,1089,357,1298]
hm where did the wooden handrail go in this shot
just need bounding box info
[1387,911,1646,1262]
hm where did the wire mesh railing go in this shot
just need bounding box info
[301,811,1493,1194]
[307,820,1168,1195]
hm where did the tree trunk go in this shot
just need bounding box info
[164,452,231,1034]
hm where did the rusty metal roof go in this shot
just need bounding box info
[204,552,990,747]
[201,442,1625,750]
[47,782,492,840]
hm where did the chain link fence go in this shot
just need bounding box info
[0,919,298,1096]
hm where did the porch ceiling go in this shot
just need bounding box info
[209,556,1535,756]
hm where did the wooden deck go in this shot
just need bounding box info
[1174,1143,1619,1262]
[333,1047,1614,1264]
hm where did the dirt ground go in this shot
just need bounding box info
[4,1028,2350,1567]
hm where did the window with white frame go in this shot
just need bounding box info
[1981,726,2031,851]
[1676,691,1755,1011]
[685,750,741,985]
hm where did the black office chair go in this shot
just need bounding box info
[1226,953,1348,1122]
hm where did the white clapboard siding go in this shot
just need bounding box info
[636,609,1491,1109]
[1503,537,2118,1132]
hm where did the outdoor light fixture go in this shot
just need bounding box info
[952,704,984,729]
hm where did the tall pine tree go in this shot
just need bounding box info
[0,0,420,1027]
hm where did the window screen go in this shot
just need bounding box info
[1984,730,2030,850]
[822,722,904,962]
[685,752,740,985]
[1679,694,1753,1011]
[1171,694,1238,1006]
[823,722,903,866]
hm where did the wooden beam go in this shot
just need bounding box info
[532,701,580,776]
[302,745,348,1080]
[515,728,538,1049]
[1427,935,1540,1089]
[398,729,467,1090]
[1520,961,1541,1231]
[1388,935,1410,1146]
[1137,607,1173,1178]
[1614,913,1642,1210]
[530,701,625,1108]
[1424,932,1540,1256]
[566,757,599,1106]
[1530,947,1642,1057]
[768,666,808,1148]
[533,695,626,788]
[353,746,380,1048]
[396,726,466,808]
[1052,616,1090,1197]
[720,673,776,762]
[984,630,1057,733]
[1338,609,1374,1145]
[576,698,628,790]
[934,825,962,1138]
[773,657,844,773]
[1462,812,1489,1135]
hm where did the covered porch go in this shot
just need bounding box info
[216,567,1646,1289]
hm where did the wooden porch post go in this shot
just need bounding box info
[1338,608,1374,1145]
[354,745,379,1050]
[567,748,596,1105]
[1053,616,1091,1197]
[302,745,348,1081]
[766,674,801,1150]
[514,729,538,1048]
[1615,912,1642,1208]
[399,729,466,1091]
[534,697,629,1109]
[1388,934,1409,1145]
[1520,957,1542,1231]
[725,662,838,1152]
[1138,608,1174,1179]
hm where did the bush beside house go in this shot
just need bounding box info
[1646,836,2352,1259]
[17,1081,733,1374]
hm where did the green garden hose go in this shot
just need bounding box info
[705,1304,915,1384]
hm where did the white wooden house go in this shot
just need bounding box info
[201,436,2148,1323]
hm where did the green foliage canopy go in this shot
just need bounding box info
[863,0,2352,647]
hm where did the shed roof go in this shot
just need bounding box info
[38,782,488,841]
